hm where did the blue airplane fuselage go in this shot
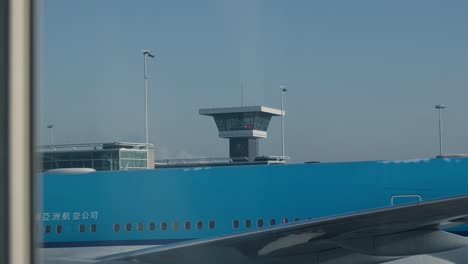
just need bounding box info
[40,157,468,248]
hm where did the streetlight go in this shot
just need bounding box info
[142,49,155,149]
[47,124,54,145]
[280,86,287,159]
[435,104,446,157]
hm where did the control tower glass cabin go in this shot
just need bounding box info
[199,106,284,162]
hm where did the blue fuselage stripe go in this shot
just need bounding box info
[41,231,468,248]
[41,238,195,248]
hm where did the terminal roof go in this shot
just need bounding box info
[37,142,154,152]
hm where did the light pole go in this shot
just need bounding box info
[142,49,155,149]
[47,124,54,145]
[435,104,446,157]
[280,86,287,159]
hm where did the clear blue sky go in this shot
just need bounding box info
[39,0,468,162]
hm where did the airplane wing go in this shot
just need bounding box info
[97,195,468,264]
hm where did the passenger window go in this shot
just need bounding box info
[233,219,239,229]
[149,222,156,231]
[125,223,132,232]
[269,218,276,226]
[114,223,120,232]
[161,222,167,231]
[173,221,179,231]
[197,220,203,230]
[90,223,96,233]
[208,220,215,229]
[45,225,50,233]
[79,224,85,233]
[245,219,251,228]
[294,217,300,222]
[184,221,191,230]
[282,218,288,224]
[56,224,62,234]
[257,219,264,228]
[137,222,144,232]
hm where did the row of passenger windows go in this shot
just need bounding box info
[44,217,310,234]
[233,217,305,229]
[113,220,215,232]
[43,223,96,234]
[111,217,306,232]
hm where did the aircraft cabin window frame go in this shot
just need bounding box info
[125,223,132,232]
[113,223,120,232]
[79,224,85,233]
[184,221,191,230]
[149,222,156,231]
[137,222,144,232]
[245,219,251,228]
[233,219,240,229]
[208,220,215,229]
[257,218,264,228]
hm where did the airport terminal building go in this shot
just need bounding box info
[39,142,154,171]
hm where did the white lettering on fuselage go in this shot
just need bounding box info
[38,211,98,221]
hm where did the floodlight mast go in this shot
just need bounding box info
[142,49,155,149]
[435,104,446,157]
[280,86,287,159]
[47,124,54,145]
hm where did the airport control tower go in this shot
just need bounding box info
[199,106,284,162]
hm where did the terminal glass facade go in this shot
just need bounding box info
[120,150,148,169]
[42,150,120,171]
[40,143,151,171]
